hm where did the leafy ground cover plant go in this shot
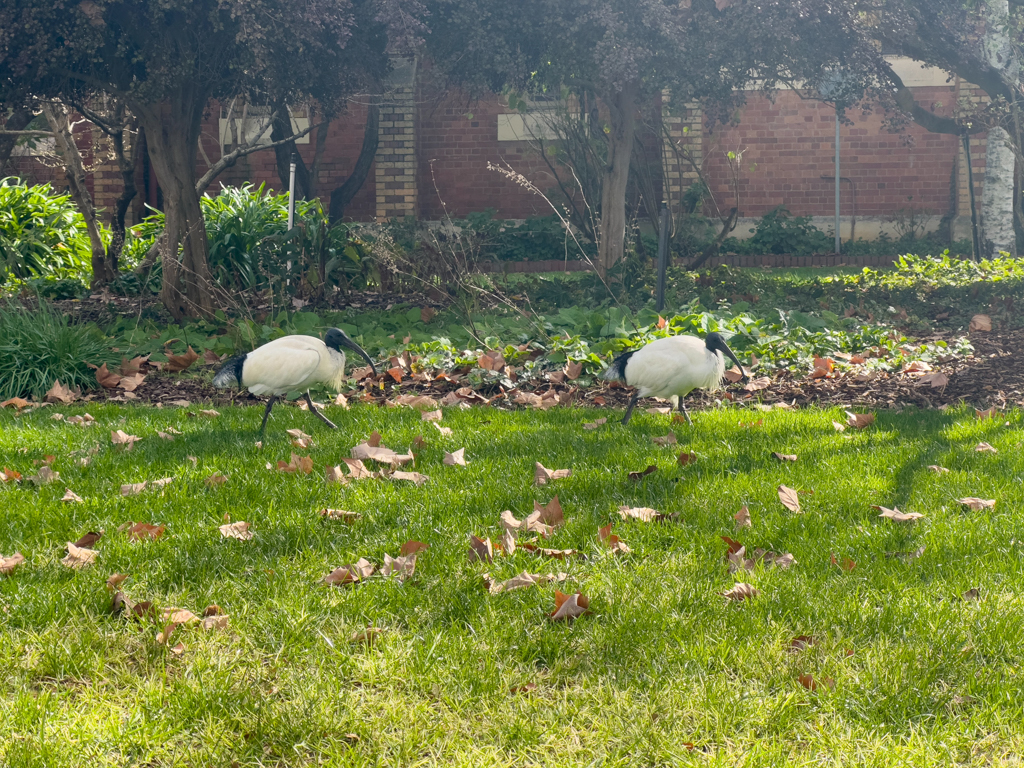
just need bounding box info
[0,402,1021,764]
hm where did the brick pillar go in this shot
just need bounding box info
[953,77,988,244]
[661,92,703,217]
[375,58,418,222]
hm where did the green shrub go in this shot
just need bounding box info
[0,178,93,281]
[0,303,115,400]
[723,206,833,256]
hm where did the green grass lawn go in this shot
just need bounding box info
[2,402,1023,766]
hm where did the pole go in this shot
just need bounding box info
[656,201,669,312]
[962,133,982,262]
[287,153,297,286]
[834,105,841,255]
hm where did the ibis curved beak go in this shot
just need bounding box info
[720,340,749,384]
[339,333,378,376]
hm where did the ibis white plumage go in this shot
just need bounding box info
[213,328,377,435]
[603,332,748,424]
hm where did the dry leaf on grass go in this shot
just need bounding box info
[488,571,568,594]
[778,485,802,513]
[382,552,418,581]
[106,573,128,591]
[962,588,981,601]
[550,590,590,621]
[219,521,253,540]
[165,346,200,372]
[734,505,752,528]
[886,545,926,562]
[45,380,78,404]
[422,409,443,422]
[286,428,314,449]
[958,497,996,511]
[534,462,571,485]
[205,471,229,487]
[628,465,658,481]
[772,452,798,462]
[831,420,847,432]
[722,583,759,601]
[400,541,429,556]
[501,510,553,538]
[469,534,494,564]
[598,523,631,554]
[677,451,697,466]
[390,470,429,486]
[1,397,32,409]
[127,522,166,541]
[1,552,25,576]
[26,466,59,485]
[927,465,950,474]
[975,407,998,421]
[617,505,669,523]
[201,615,230,631]
[744,377,771,392]
[799,674,835,692]
[320,509,360,523]
[340,457,374,479]
[728,546,796,573]
[350,627,385,644]
[533,497,564,528]
[518,542,578,559]
[324,558,375,586]
[324,465,347,484]
[583,418,607,430]
[62,542,97,569]
[444,448,467,466]
[432,422,452,436]
[975,442,998,453]
[788,635,815,652]
[652,433,678,446]
[873,506,924,522]
[278,453,314,474]
[111,429,141,449]
[830,552,857,572]
[73,531,103,548]
[846,411,875,429]
[1,467,21,483]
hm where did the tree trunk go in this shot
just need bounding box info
[270,100,313,200]
[134,90,214,320]
[598,82,639,274]
[0,107,34,173]
[107,115,142,276]
[981,0,1019,256]
[329,103,379,223]
[42,104,112,286]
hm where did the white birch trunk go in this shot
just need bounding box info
[981,0,1019,256]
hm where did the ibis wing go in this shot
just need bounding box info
[242,345,322,395]
[625,336,712,398]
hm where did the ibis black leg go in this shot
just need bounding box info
[259,395,278,437]
[304,392,338,430]
[621,391,640,425]
[677,396,693,426]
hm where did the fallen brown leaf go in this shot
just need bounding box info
[962,588,981,601]
[340,457,374,479]
[350,626,385,644]
[126,522,166,541]
[62,542,97,569]
[598,523,631,554]
[432,422,452,436]
[0,552,25,576]
[788,635,815,652]
[975,442,998,453]
[73,531,103,548]
[382,552,418,580]
[917,372,949,388]
[165,346,200,372]
[873,505,924,522]
[734,505,752,528]
[744,377,771,392]
[510,683,538,694]
[969,314,992,332]
[106,573,128,591]
[92,363,121,389]
[846,411,875,429]
[677,451,697,466]
[111,429,141,450]
[324,558,375,585]
[652,433,678,446]
[489,571,568,594]
[617,505,671,523]
[777,485,801,513]
[444,448,468,466]
[391,470,429,486]
[722,583,759,601]
[958,497,995,511]
[219,521,253,540]
[550,590,590,621]
[830,552,856,572]
[422,409,443,422]
[975,407,998,421]
[205,471,229,487]
[469,534,494,564]
[278,453,314,474]
[44,380,78,404]
[627,465,657,481]
[583,418,607,430]
[772,452,798,462]
[927,465,950,474]
[799,674,834,692]
[400,540,429,556]
[533,496,564,528]
[1,467,22,483]
[534,462,571,485]
[831,420,846,432]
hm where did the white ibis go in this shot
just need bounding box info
[603,331,748,425]
[213,328,377,435]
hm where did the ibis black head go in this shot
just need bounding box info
[324,327,378,375]
[705,332,748,383]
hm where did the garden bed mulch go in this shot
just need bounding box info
[77,329,1024,415]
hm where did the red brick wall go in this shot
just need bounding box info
[703,87,962,219]
[417,88,561,219]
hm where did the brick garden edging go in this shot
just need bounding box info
[478,254,902,273]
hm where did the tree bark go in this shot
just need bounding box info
[0,107,34,173]
[981,0,1019,256]
[270,100,313,199]
[598,81,639,274]
[106,112,142,275]
[42,103,112,286]
[329,103,379,223]
[134,89,215,320]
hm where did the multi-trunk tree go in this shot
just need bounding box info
[0,0,411,318]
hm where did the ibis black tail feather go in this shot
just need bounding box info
[213,354,247,388]
[603,350,634,382]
